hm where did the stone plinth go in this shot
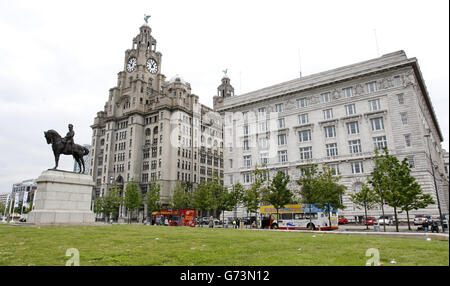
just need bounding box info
[28,170,95,225]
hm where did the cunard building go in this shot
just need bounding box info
[90,21,224,220]
[215,51,449,220]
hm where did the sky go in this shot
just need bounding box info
[0,0,448,193]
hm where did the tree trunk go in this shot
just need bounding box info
[364,203,368,230]
[393,206,399,232]
[327,204,332,230]
[406,210,411,231]
[381,201,386,232]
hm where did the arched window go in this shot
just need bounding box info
[145,128,151,136]
[153,126,158,134]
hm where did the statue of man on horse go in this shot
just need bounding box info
[44,124,90,174]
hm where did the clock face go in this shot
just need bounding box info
[126,57,137,72]
[146,58,158,74]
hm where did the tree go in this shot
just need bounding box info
[124,180,143,224]
[171,182,192,210]
[146,183,161,224]
[313,166,346,228]
[93,198,105,218]
[209,175,229,224]
[297,164,320,226]
[262,171,293,225]
[398,161,435,230]
[368,148,391,232]
[242,167,267,228]
[104,185,123,222]
[192,181,213,223]
[350,183,379,230]
[228,182,244,215]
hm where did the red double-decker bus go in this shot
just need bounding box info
[152,209,197,227]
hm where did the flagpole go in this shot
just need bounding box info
[8,195,14,223]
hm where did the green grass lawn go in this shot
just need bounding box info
[0,224,448,266]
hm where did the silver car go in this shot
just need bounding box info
[378,215,393,225]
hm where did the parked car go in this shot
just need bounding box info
[363,216,377,225]
[414,215,431,226]
[213,218,221,225]
[201,217,210,225]
[338,216,348,224]
[378,215,394,225]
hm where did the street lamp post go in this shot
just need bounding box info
[424,134,446,232]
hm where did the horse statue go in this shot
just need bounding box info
[44,129,90,173]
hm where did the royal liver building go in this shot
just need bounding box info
[214,51,449,220]
[90,22,224,216]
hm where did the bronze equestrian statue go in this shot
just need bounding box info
[44,124,90,173]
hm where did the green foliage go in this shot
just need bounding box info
[93,198,105,214]
[296,164,320,204]
[350,183,379,212]
[192,181,213,215]
[103,185,123,217]
[124,180,143,222]
[227,183,244,211]
[262,171,293,214]
[146,183,161,217]
[242,167,267,214]
[171,182,192,210]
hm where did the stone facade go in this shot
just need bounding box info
[215,51,449,220]
[90,23,223,220]
[27,170,95,225]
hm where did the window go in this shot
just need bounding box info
[324,125,336,138]
[298,130,312,142]
[243,125,249,135]
[243,173,253,184]
[278,150,288,163]
[404,134,411,147]
[229,159,233,168]
[242,111,248,121]
[343,87,354,98]
[298,113,309,125]
[299,147,312,161]
[328,164,340,175]
[322,92,331,103]
[243,140,250,151]
[259,137,269,149]
[393,75,402,87]
[229,175,234,185]
[407,156,415,168]
[369,99,381,111]
[366,81,377,93]
[351,161,364,174]
[349,139,362,154]
[278,118,285,129]
[326,143,338,157]
[260,152,269,165]
[373,136,387,150]
[243,155,252,167]
[345,104,356,115]
[347,121,359,134]
[278,134,287,145]
[397,94,404,104]
[323,108,333,120]
[400,112,408,125]
[258,121,267,132]
[298,98,308,108]
[258,107,266,119]
[275,103,284,112]
[370,117,384,131]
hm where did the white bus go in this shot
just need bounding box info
[260,204,338,230]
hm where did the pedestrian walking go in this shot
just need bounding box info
[232,219,236,229]
[422,220,429,233]
[209,216,214,228]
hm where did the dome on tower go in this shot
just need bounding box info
[168,74,188,85]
